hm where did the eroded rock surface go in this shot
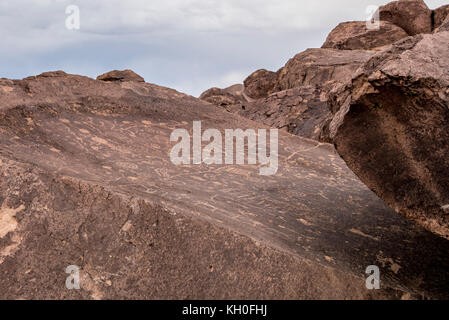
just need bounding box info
[322,21,408,50]
[1,72,448,299]
[243,69,278,99]
[237,85,332,141]
[326,31,449,238]
[433,4,449,30]
[199,84,246,108]
[97,69,145,82]
[379,0,432,35]
[435,14,449,32]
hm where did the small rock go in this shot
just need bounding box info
[97,70,144,83]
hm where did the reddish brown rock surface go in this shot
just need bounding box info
[326,32,449,239]
[199,84,246,108]
[379,0,432,35]
[97,69,145,82]
[243,69,278,99]
[433,4,449,30]
[322,21,408,50]
[435,12,449,32]
[1,71,448,299]
[237,85,332,141]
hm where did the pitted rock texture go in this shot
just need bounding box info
[236,85,332,141]
[201,49,374,140]
[326,32,449,239]
[379,0,432,35]
[1,72,448,299]
[271,49,375,94]
[322,21,408,51]
[97,69,144,83]
[435,14,449,32]
[433,4,449,30]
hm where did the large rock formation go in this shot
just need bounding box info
[435,12,449,32]
[1,71,449,299]
[326,31,449,238]
[243,69,278,100]
[199,84,246,108]
[274,49,374,92]
[322,21,409,50]
[379,0,432,35]
[97,69,145,82]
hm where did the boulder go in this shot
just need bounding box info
[243,69,277,99]
[326,32,449,238]
[433,4,449,30]
[322,21,409,50]
[97,69,145,82]
[379,0,432,35]
[199,84,247,108]
[237,85,332,141]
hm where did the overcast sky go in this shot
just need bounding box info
[0,0,446,96]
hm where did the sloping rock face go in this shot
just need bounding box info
[379,0,432,35]
[97,69,144,82]
[1,71,449,299]
[322,21,408,50]
[326,32,449,238]
[433,4,449,30]
[274,49,374,93]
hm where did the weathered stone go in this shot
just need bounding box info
[379,0,432,35]
[243,69,278,99]
[199,84,246,108]
[326,32,449,239]
[433,4,449,30]
[237,85,332,141]
[274,48,375,93]
[435,14,449,32]
[1,72,448,299]
[97,69,144,82]
[322,21,409,50]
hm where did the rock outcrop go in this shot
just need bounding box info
[379,0,432,35]
[3,71,449,299]
[199,84,246,108]
[433,4,449,30]
[201,49,374,140]
[237,85,331,141]
[97,69,145,82]
[322,21,409,50]
[435,13,449,32]
[274,49,375,92]
[199,0,449,241]
[325,31,449,238]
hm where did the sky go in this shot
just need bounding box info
[0,0,447,96]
